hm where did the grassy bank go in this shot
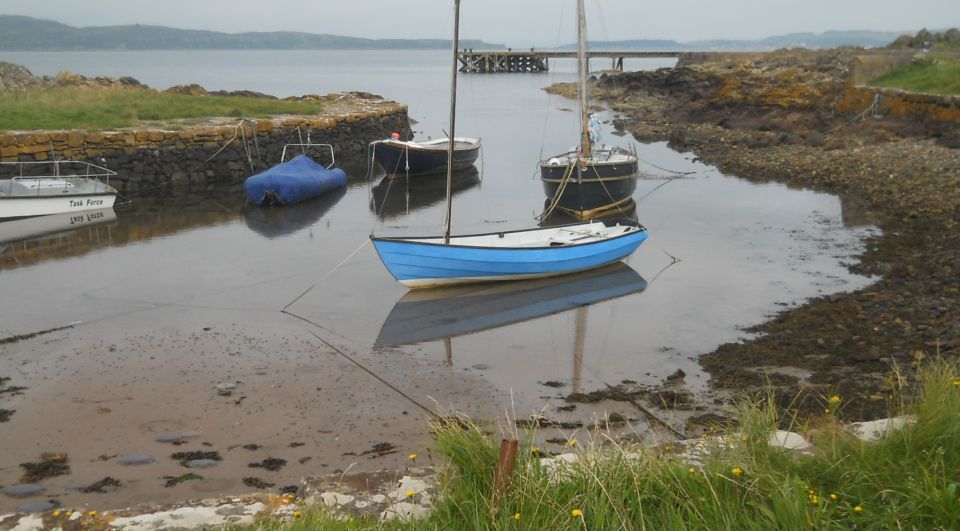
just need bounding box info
[869,54,960,95]
[246,360,960,529]
[0,87,325,131]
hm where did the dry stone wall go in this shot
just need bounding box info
[0,100,411,193]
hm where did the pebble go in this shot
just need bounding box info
[156,434,183,443]
[216,383,237,396]
[117,453,156,465]
[16,500,59,513]
[186,459,219,468]
[2,484,45,498]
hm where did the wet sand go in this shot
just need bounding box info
[0,308,502,512]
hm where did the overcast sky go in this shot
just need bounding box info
[3,1,957,46]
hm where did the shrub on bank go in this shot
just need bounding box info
[243,359,960,530]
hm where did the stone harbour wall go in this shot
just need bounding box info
[0,99,411,193]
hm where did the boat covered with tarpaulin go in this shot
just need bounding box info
[244,154,346,206]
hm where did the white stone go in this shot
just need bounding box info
[371,494,386,504]
[320,492,355,507]
[109,503,264,530]
[768,430,813,452]
[11,514,44,531]
[847,415,915,442]
[354,501,370,509]
[380,502,430,522]
[391,477,428,500]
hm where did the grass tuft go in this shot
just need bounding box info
[0,87,325,131]
[869,54,960,94]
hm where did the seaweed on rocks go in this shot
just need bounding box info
[20,454,70,483]
[171,451,222,466]
[243,477,275,489]
[164,473,203,487]
[248,458,287,472]
[80,477,122,493]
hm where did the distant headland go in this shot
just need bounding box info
[0,15,503,51]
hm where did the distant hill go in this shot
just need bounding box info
[0,16,502,51]
[557,30,913,51]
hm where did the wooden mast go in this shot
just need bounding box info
[442,0,461,245]
[577,0,591,160]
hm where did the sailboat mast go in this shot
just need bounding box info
[577,0,591,160]
[442,0,461,245]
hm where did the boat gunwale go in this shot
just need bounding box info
[0,190,118,200]
[370,220,645,250]
[380,138,482,153]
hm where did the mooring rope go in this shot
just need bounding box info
[824,92,882,135]
[281,309,438,418]
[280,239,370,312]
[538,160,577,221]
[188,118,257,173]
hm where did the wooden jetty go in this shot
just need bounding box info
[457,49,683,73]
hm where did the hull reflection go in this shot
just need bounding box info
[243,186,346,238]
[375,262,646,347]
[370,166,479,220]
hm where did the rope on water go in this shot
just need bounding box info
[281,310,438,418]
[280,239,370,312]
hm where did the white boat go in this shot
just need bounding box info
[0,160,118,220]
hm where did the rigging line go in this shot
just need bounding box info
[634,173,686,206]
[637,157,695,176]
[280,239,369,312]
[282,309,438,419]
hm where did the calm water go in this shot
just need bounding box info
[0,50,875,425]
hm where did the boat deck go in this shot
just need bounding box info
[384,222,640,248]
[1,177,115,197]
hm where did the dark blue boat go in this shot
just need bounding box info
[372,137,481,176]
[244,153,346,207]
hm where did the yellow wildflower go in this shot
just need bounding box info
[292,510,302,518]
[571,508,583,518]
[567,438,578,447]
[828,395,842,406]
[688,467,696,474]
[810,495,819,505]
[88,511,97,517]
[408,453,417,461]
[52,510,61,517]
[514,512,521,521]
[406,489,415,498]
[531,447,542,455]
[824,408,832,414]
[731,466,744,477]
[854,505,863,513]
[953,379,960,388]
[830,493,838,501]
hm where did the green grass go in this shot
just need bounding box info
[869,54,960,95]
[0,87,325,131]
[239,360,960,530]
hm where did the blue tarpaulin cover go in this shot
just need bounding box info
[244,155,347,206]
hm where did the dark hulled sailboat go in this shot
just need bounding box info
[539,0,639,218]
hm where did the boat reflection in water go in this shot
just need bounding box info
[243,186,346,239]
[374,261,646,348]
[0,208,118,262]
[539,197,638,228]
[370,166,480,220]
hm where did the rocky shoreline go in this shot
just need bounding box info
[556,44,959,420]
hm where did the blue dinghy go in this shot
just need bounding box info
[245,154,346,206]
[371,221,647,288]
